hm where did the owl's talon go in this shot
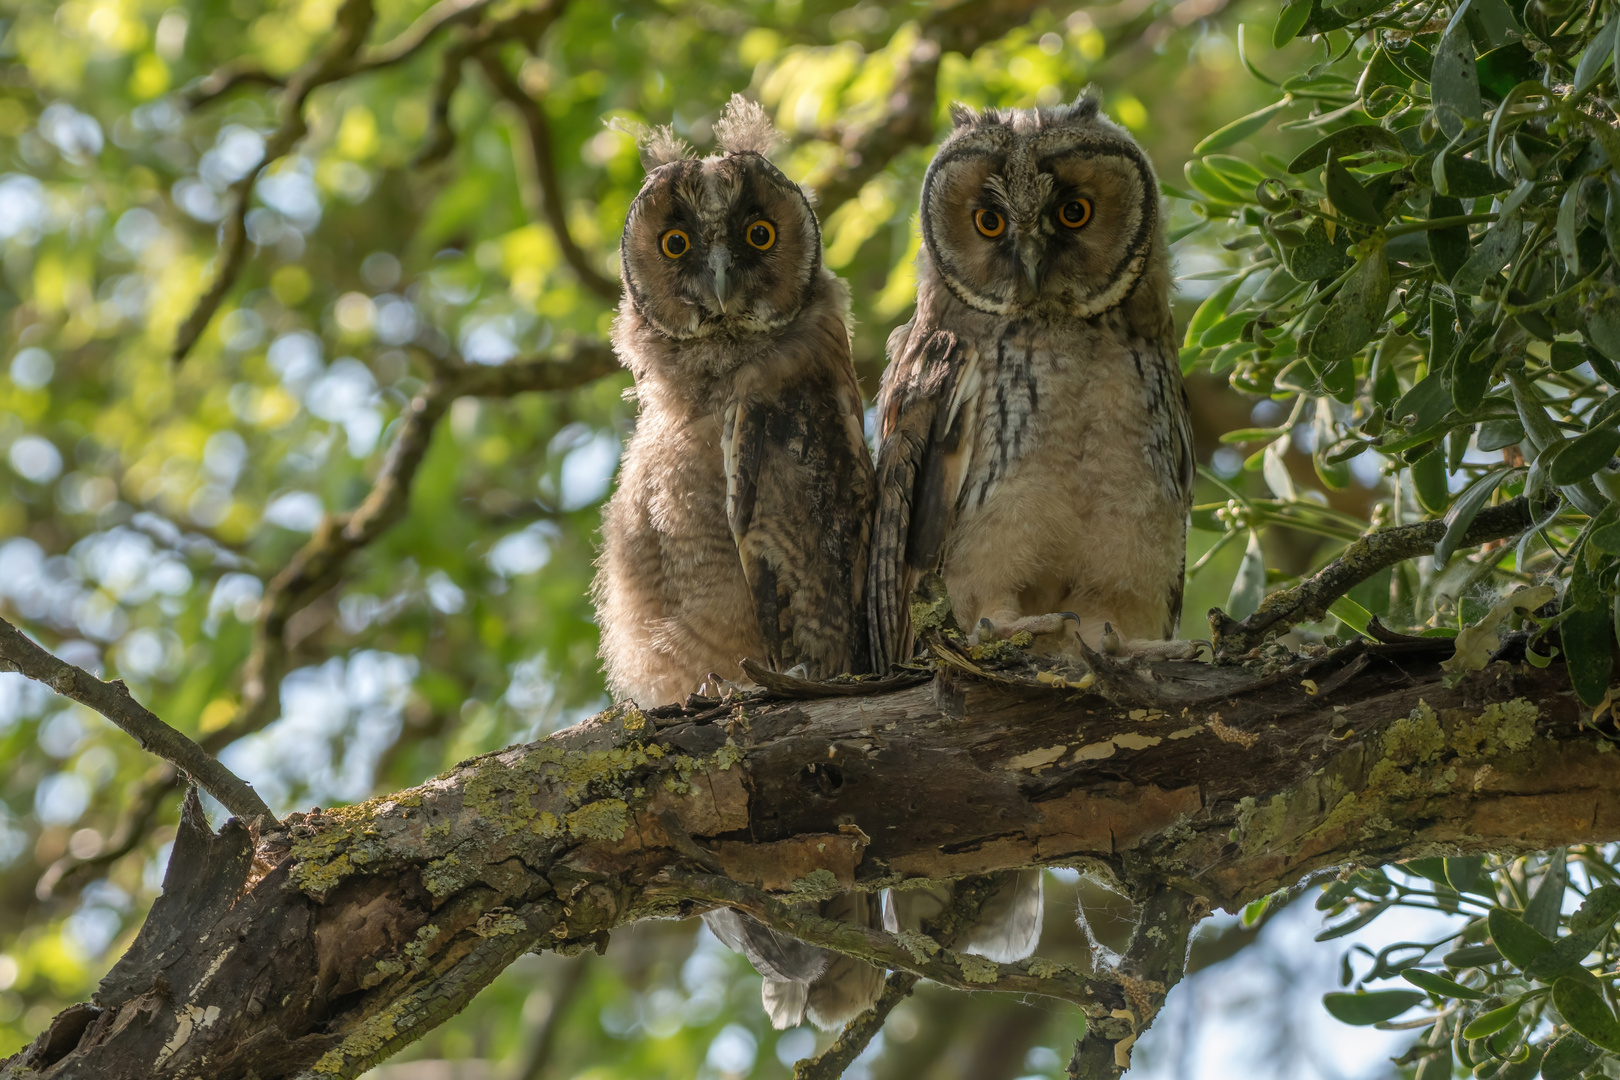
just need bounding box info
[1101,623,1122,655]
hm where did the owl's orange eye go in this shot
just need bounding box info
[974,208,1006,237]
[1058,198,1092,229]
[661,229,690,258]
[747,220,776,250]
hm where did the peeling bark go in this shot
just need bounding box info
[6,637,1615,1080]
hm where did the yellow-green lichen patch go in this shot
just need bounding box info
[1026,957,1080,979]
[312,1000,404,1075]
[789,869,841,902]
[1234,794,1288,851]
[292,851,353,896]
[531,811,563,838]
[969,633,1032,661]
[1383,701,1445,765]
[956,952,1001,983]
[421,855,466,899]
[474,909,529,938]
[565,798,629,840]
[404,924,440,969]
[896,930,940,964]
[1452,699,1540,758]
[372,958,405,979]
[714,741,745,771]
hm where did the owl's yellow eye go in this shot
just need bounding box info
[974,208,1005,238]
[1058,198,1093,229]
[661,229,690,258]
[746,220,776,250]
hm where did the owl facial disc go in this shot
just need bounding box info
[621,146,821,341]
[920,100,1161,319]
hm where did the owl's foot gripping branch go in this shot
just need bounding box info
[5,630,1617,1080]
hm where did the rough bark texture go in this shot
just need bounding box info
[5,636,1613,1080]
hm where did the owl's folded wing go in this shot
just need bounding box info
[868,328,975,672]
[723,374,875,678]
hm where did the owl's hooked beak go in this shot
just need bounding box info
[1017,239,1044,300]
[707,246,733,313]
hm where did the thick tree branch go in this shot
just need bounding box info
[0,619,272,825]
[476,49,621,300]
[8,636,1618,1079]
[39,342,619,896]
[1210,495,1540,659]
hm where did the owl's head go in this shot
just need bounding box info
[920,95,1162,319]
[619,96,821,340]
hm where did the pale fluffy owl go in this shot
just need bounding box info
[871,97,1195,960]
[592,95,882,1029]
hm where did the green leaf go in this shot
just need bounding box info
[1553,976,1620,1052]
[1606,174,1620,269]
[1185,275,1246,346]
[1328,595,1375,636]
[1433,5,1484,140]
[1549,426,1620,486]
[1452,211,1523,294]
[1476,417,1524,452]
[1195,99,1294,154]
[1574,15,1620,94]
[1321,990,1426,1026]
[1273,0,1312,48]
[1402,968,1488,1000]
[1185,158,1253,203]
[1561,601,1615,708]
[1324,150,1386,226]
[1432,151,1511,198]
[1568,883,1620,936]
[1226,529,1266,620]
[1428,194,1471,281]
[1523,885,1620,980]
[1587,294,1620,364]
[1436,468,1514,567]
[1524,852,1568,938]
[1404,857,1450,886]
[1284,218,1354,281]
[1559,181,1586,277]
[1539,1032,1605,1080]
[1412,448,1452,515]
[1461,998,1525,1039]
[1286,124,1406,174]
[1487,907,1555,969]
[1476,42,1536,99]
[1443,943,1504,968]
[1309,244,1390,365]
[1392,371,1453,432]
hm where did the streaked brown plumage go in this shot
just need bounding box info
[871,97,1194,964]
[592,96,881,1029]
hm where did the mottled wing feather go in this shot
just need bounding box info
[867,328,974,672]
[1149,338,1195,636]
[724,371,875,678]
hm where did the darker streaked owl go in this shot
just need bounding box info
[591,95,881,1031]
[870,95,1195,967]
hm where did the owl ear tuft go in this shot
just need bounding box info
[1047,91,1102,127]
[948,102,980,129]
[714,94,778,157]
[610,117,692,169]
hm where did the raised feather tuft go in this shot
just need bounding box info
[714,93,778,156]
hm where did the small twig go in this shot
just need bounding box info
[792,874,1006,1080]
[476,49,619,300]
[173,0,378,363]
[661,869,1121,1013]
[0,617,273,824]
[1067,886,1203,1080]
[1210,495,1540,659]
